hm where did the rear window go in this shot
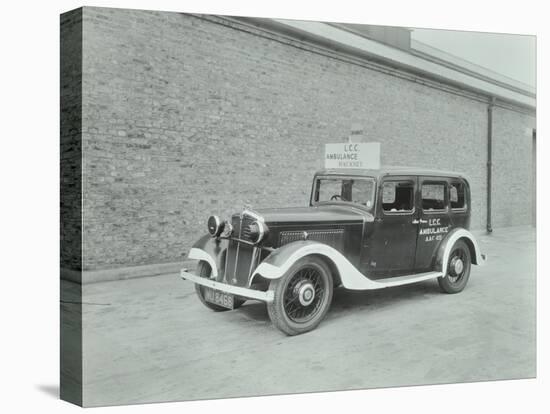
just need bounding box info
[422,182,447,211]
[450,182,467,209]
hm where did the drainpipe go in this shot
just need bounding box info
[486,97,495,233]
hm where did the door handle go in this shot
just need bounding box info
[419,219,428,224]
[412,219,419,224]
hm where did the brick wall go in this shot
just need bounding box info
[61,8,83,272]
[77,7,535,271]
[492,107,536,227]
[61,9,84,406]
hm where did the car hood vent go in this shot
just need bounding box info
[279,228,345,249]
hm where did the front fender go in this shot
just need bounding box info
[251,241,382,290]
[187,234,228,278]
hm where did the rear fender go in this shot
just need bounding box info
[435,228,486,276]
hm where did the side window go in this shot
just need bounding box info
[450,182,467,210]
[421,182,447,211]
[349,179,375,208]
[382,181,415,213]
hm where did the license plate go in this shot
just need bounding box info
[203,287,234,309]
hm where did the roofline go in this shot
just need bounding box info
[261,19,535,110]
[315,168,469,181]
[410,39,535,96]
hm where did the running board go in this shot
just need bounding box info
[366,271,444,289]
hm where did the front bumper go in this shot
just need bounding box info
[180,269,274,302]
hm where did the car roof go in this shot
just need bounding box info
[315,166,469,181]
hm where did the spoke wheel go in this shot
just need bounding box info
[283,267,325,323]
[438,240,471,294]
[267,256,333,336]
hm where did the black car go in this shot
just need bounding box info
[181,167,486,335]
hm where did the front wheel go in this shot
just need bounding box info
[267,256,333,336]
[194,261,246,311]
[438,240,471,294]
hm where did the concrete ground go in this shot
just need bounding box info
[79,226,536,407]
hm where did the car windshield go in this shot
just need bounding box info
[312,176,375,210]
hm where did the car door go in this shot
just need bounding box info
[368,176,419,278]
[414,177,453,271]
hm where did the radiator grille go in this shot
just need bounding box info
[279,229,345,249]
[240,215,256,242]
[224,213,259,286]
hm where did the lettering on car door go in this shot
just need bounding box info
[415,179,452,271]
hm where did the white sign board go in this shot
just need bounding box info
[324,142,380,169]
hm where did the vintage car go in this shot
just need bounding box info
[180,167,486,335]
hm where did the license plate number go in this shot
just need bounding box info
[203,287,234,309]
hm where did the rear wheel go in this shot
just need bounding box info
[438,240,471,294]
[267,256,333,336]
[194,261,246,311]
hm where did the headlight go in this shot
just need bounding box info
[207,215,223,237]
[248,220,269,244]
